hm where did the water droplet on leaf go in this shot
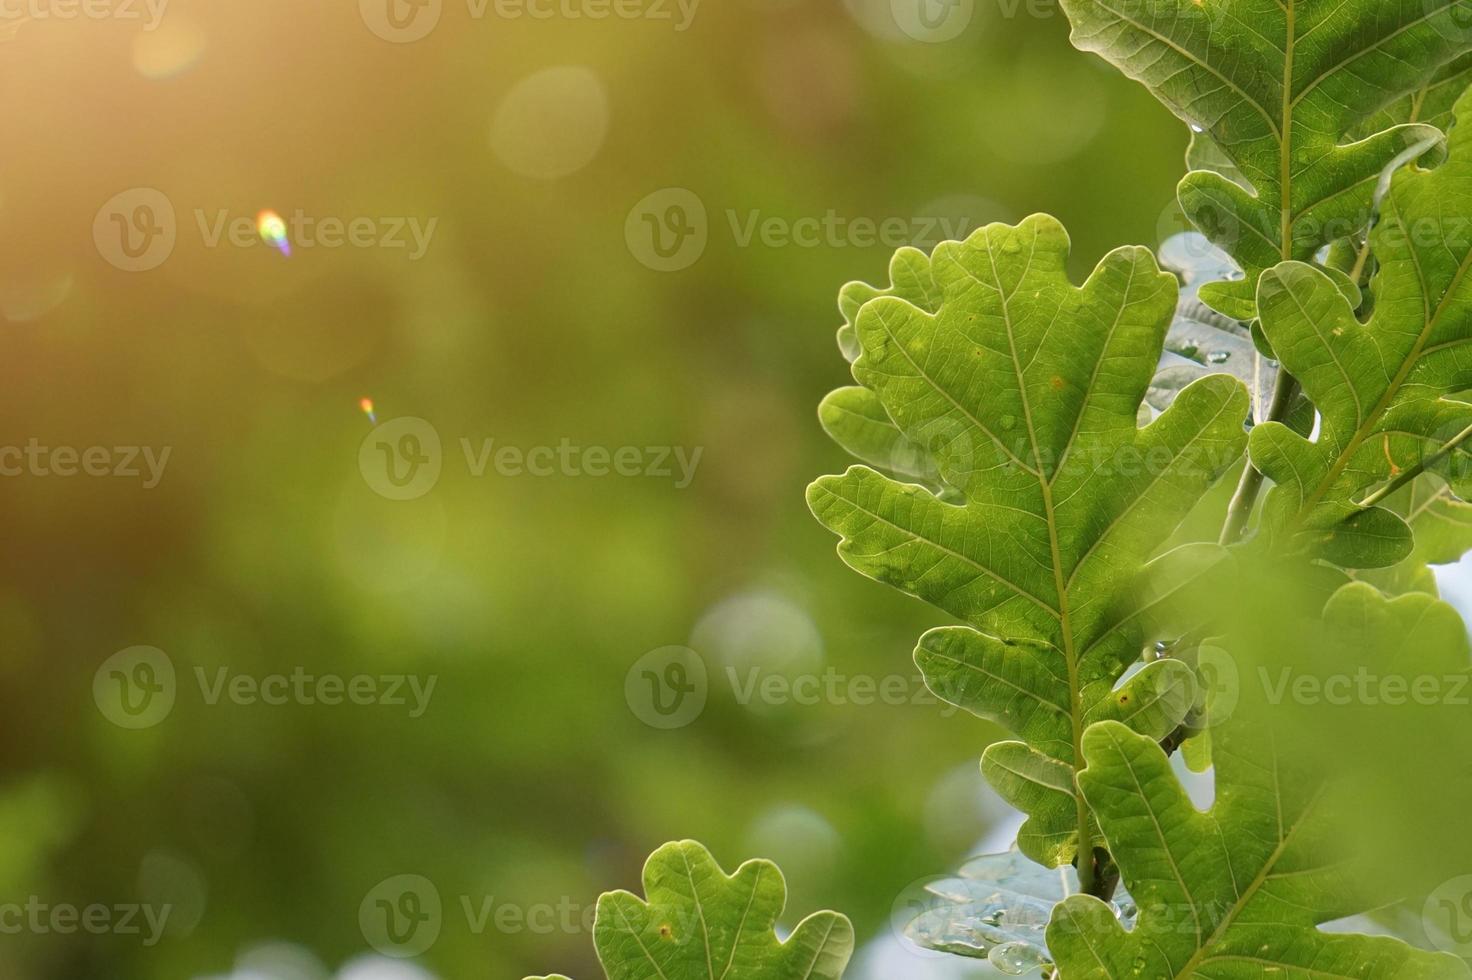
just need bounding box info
[989,941,1046,975]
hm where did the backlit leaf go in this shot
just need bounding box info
[1047,585,1472,980]
[808,215,1248,868]
[1059,0,1472,319]
[1250,88,1472,567]
[592,841,852,980]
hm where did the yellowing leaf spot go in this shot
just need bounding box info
[659,923,674,939]
[1050,376,1065,391]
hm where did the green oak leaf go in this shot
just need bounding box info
[1344,57,1472,304]
[591,841,852,980]
[819,385,942,489]
[1354,475,1472,595]
[1059,0,1472,320]
[1250,87,1472,568]
[822,249,946,490]
[808,215,1248,868]
[1360,52,1472,139]
[1047,585,1472,980]
[835,246,939,365]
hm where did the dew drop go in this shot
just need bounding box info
[989,941,1046,975]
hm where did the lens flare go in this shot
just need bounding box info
[359,397,377,425]
[257,209,290,257]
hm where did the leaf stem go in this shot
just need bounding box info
[1219,372,1300,544]
[1357,419,1472,510]
[1076,812,1097,896]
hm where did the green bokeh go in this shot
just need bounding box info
[0,0,1194,976]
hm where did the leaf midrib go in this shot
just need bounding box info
[1280,0,1297,261]
[981,223,1095,874]
[1169,782,1328,980]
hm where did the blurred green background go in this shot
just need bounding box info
[0,0,1214,976]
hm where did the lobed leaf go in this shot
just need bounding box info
[1360,53,1472,140]
[591,840,853,980]
[1251,88,1472,568]
[1058,0,1472,319]
[1047,589,1472,980]
[809,215,1248,867]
